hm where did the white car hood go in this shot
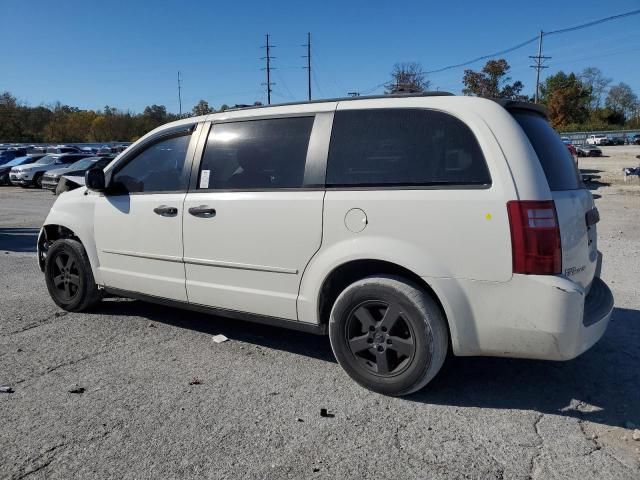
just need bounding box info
[11,162,40,172]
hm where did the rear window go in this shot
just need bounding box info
[513,111,582,191]
[326,109,491,187]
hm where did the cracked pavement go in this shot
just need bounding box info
[1,181,639,479]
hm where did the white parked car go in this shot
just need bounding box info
[38,94,613,396]
[10,153,92,188]
[586,134,609,146]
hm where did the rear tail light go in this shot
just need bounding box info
[507,200,561,275]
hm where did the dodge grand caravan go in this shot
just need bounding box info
[38,94,614,396]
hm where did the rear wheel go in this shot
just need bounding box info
[329,275,448,396]
[44,239,102,312]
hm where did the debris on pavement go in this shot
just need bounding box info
[148,323,157,328]
[296,417,304,422]
[0,386,14,393]
[320,408,335,418]
[212,334,228,343]
[189,377,203,385]
[633,430,640,441]
[68,384,85,394]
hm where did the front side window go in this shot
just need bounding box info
[198,116,314,190]
[111,133,192,193]
[326,109,491,187]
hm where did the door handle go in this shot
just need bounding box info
[153,205,178,217]
[188,205,216,218]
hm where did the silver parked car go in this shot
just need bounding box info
[41,156,114,192]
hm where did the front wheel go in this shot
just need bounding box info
[44,239,102,312]
[329,275,448,396]
[33,173,43,188]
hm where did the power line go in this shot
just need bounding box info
[545,9,640,36]
[260,34,275,105]
[311,68,325,98]
[425,36,539,75]
[274,70,296,100]
[424,9,640,75]
[357,9,640,96]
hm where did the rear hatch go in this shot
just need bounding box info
[511,109,598,291]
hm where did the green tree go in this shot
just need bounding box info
[385,62,430,94]
[142,104,168,124]
[192,99,214,116]
[462,59,523,98]
[540,72,591,128]
[0,92,23,142]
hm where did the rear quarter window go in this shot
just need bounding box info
[512,111,582,191]
[326,109,491,188]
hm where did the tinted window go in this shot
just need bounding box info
[112,133,192,193]
[35,155,57,165]
[198,116,314,190]
[95,158,113,169]
[60,155,85,164]
[68,158,96,170]
[326,109,490,187]
[513,111,582,191]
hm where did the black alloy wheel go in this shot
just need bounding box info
[345,301,416,377]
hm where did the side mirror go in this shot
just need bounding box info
[85,168,107,192]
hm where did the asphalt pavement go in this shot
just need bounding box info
[1,183,639,479]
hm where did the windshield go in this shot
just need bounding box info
[68,158,95,170]
[4,156,30,167]
[34,155,58,165]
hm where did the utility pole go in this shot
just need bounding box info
[529,31,550,103]
[302,32,311,101]
[177,71,182,116]
[261,34,275,105]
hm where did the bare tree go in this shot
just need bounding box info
[580,67,611,111]
[606,82,638,120]
[385,62,430,94]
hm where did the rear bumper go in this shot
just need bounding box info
[429,271,614,361]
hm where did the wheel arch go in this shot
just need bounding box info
[38,219,101,284]
[307,258,453,350]
[38,224,83,271]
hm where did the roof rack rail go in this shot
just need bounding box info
[224,91,455,112]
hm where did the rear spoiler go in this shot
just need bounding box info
[490,99,548,118]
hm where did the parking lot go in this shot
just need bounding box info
[1,146,639,479]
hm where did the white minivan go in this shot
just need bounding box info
[38,94,614,396]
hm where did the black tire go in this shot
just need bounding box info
[33,173,43,188]
[329,275,448,396]
[44,239,102,312]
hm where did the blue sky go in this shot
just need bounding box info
[2,0,639,113]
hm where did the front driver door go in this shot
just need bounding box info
[95,124,200,301]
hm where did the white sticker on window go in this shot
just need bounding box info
[200,169,210,189]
